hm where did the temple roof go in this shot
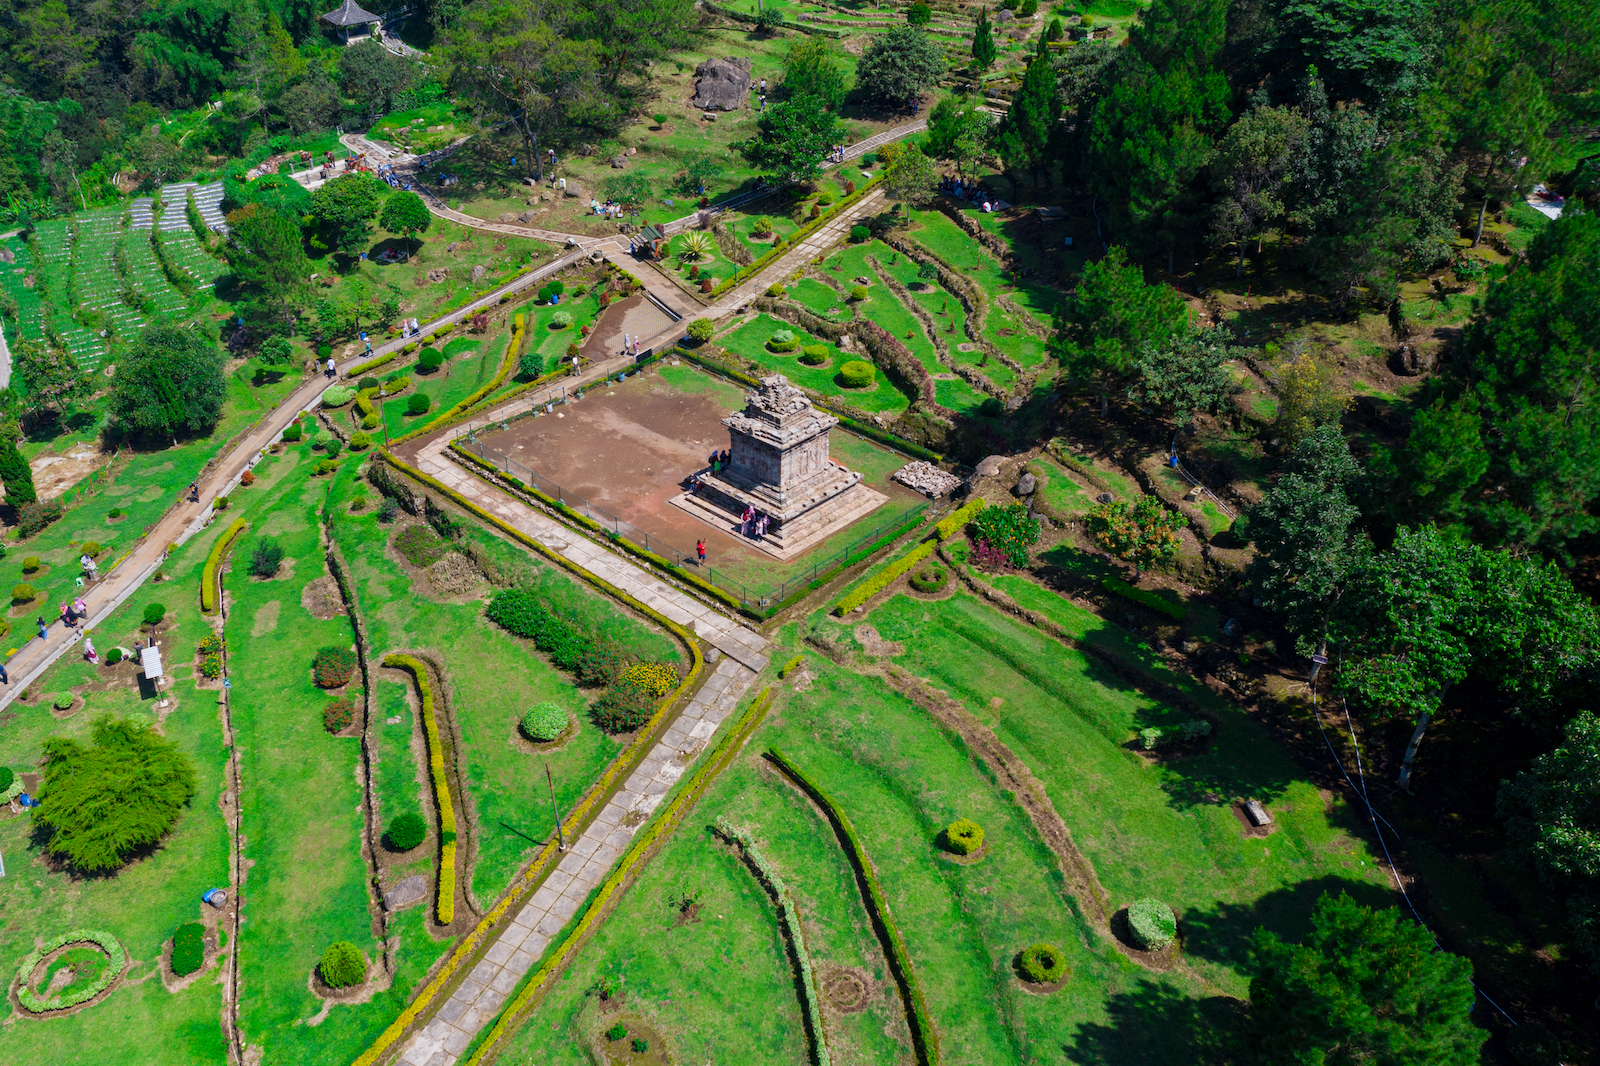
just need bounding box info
[723,374,837,447]
[321,0,381,25]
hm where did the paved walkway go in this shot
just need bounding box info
[399,654,759,1066]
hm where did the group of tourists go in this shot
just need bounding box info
[589,198,634,219]
[940,176,1007,213]
[740,506,772,540]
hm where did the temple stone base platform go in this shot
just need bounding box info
[667,373,888,560]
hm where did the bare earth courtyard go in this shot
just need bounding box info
[466,364,923,593]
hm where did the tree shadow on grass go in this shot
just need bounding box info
[1062,976,1245,1066]
[1179,875,1396,977]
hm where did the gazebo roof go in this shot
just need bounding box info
[321,0,381,26]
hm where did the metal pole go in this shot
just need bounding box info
[546,763,565,851]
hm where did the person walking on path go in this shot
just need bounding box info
[35,617,48,640]
[83,636,98,665]
[72,596,87,620]
[187,482,200,503]
[1,660,8,685]
[623,332,630,355]
[59,602,75,629]
[326,356,337,378]
[696,539,707,566]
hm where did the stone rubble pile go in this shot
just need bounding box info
[893,461,963,498]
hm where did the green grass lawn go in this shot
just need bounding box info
[0,521,231,1066]
[786,277,853,322]
[372,328,510,441]
[1028,455,1093,518]
[864,589,1396,996]
[714,313,912,417]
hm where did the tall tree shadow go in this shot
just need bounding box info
[1179,875,1397,975]
[1062,977,1246,1065]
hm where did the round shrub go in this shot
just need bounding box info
[943,817,984,855]
[81,541,103,557]
[322,385,356,407]
[317,344,333,358]
[319,941,366,989]
[53,691,74,710]
[766,283,786,297]
[1127,898,1177,951]
[385,811,428,852]
[324,437,343,459]
[768,329,799,353]
[323,698,354,733]
[143,602,167,625]
[350,432,372,451]
[407,393,432,415]
[11,583,35,604]
[685,318,716,344]
[521,702,569,743]
[282,423,303,443]
[751,216,774,237]
[550,310,573,330]
[839,360,875,388]
[416,348,444,373]
[361,413,381,430]
[849,284,868,301]
[909,563,948,594]
[799,344,828,365]
[105,647,124,665]
[849,224,870,243]
[171,922,205,976]
[315,458,339,476]
[313,645,358,688]
[359,376,380,390]
[21,555,40,572]
[1017,943,1068,984]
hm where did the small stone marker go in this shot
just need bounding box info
[383,875,429,911]
[1244,800,1272,827]
[1016,471,1037,496]
[1096,491,1114,504]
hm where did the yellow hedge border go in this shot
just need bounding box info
[200,516,248,614]
[382,654,459,926]
[388,316,525,449]
[352,454,705,1066]
[833,497,986,615]
[461,687,775,1066]
[934,497,987,541]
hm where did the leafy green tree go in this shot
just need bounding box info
[1051,246,1190,415]
[0,437,36,505]
[12,338,92,421]
[1086,496,1185,579]
[338,33,415,118]
[1498,710,1600,974]
[882,140,939,207]
[992,52,1060,188]
[311,172,388,259]
[1258,0,1435,109]
[779,36,848,110]
[1247,426,1368,654]
[1128,327,1242,434]
[109,323,228,441]
[1395,212,1600,558]
[753,6,784,33]
[853,26,945,107]
[674,149,727,196]
[35,717,198,873]
[224,202,311,333]
[380,190,432,251]
[906,2,932,25]
[925,93,991,177]
[1209,106,1309,275]
[971,7,998,71]
[1248,892,1485,1066]
[736,94,844,185]
[1270,347,1348,449]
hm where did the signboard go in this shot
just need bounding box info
[141,646,164,680]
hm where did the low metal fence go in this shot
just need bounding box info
[457,436,935,607]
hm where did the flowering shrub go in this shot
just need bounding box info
[313,646,358,688]
[968,504,1040,569]
[200,655,223,680]
[324,698,355,733]
[620,662,679,698]
[590,679,656,734]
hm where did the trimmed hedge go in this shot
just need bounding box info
[834,539,936,615]
[520,702,569,742]
[1017,942,1068,984]
[839,360,875,388]
[1127,898,1177,950]
[15,929,126,1012]
[766,748,938,1066]
[934,497,987,541]
[1101,577,1188,620]
[383,654,458,925]
[200,517,248,613]
[322,385,356,407]
[779,655,805,679]
[942,817,984,855]
[717,818,831,1066]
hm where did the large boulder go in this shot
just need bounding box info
[692,57,752,111]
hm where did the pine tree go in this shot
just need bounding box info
[972,7,997,71]
[0,437,36,506]
[993,52,1060,187]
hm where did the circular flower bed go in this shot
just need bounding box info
[16,929,126,1012]
[1016,942,1069,984]
[520,701,569,743]
[1127,898,1177,950]
[909,563,948,594]
[942,817,984,855]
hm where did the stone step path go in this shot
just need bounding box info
[398,654,760,1066]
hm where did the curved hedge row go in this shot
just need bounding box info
[834,540,937,616]
[392,315,525,448]
[716,818,830,1066]
[351,455,706,1066]
[382,654,458,925]
[15,929,126,1012]
[461,688,775,1066]
[766,748,939,1065]
[200,516,248,613]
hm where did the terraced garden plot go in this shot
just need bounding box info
[161,230,224,287]
[786,277,852,321]
[122,232,190,316]
[72,213,145,341]
[714,312,912,416]
[1027,455,1093,518]
[0,236,44,343]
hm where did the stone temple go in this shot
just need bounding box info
[672,375,886,559]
